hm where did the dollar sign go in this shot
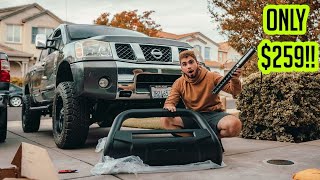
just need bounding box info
[261,43,271,70]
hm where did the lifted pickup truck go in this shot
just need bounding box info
[0,52,10,143]
[23,24,191,148]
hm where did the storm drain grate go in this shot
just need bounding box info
[266,159,294,165]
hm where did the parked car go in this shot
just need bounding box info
[0,52,10,143]
[23,24,191,149]
[9,83,23,107]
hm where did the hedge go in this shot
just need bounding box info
[237,72,320,142]
[10,77,23,87]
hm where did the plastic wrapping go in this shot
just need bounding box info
[95,137,107,153]
[91,137,225,175]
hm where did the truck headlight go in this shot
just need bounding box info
[75,40,112,59]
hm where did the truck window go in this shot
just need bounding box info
[48,29,63,55]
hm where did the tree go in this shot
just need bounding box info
[208,0,320,76]
[94,10,162,37]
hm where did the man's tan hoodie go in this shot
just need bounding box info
[164,67,242,112]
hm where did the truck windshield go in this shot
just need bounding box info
[67,25,148,40]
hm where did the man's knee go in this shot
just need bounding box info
[160,117,174,129]
[219,115,242,137]
[160,117,183,129]
[229,117,242,136]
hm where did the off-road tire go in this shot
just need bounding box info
[22,95,41,132]
[53,82,89,149]
[0,107,7,143]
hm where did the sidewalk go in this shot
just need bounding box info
[1,119,320,180]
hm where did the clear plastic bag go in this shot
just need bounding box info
[95,137,107,153]
[91,137,225,175]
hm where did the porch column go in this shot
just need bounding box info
[22,62,28,78]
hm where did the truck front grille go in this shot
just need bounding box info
[140,45,172,62]
[115,44,136,60]
[135,73,181,89]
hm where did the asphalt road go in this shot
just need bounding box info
[8,107,21,121]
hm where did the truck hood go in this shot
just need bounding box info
[90,35,192,48]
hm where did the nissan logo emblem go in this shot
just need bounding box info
[151,49,163,59]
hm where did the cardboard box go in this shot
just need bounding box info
[0,142,58,180]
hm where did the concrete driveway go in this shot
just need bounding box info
[1,107,320,179]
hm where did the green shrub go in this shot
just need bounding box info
[237,72,320,142]
[10,77,23,87]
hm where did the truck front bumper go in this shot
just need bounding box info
[71,60,181,101]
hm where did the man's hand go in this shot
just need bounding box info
[163,104,176,112]
[232,68,242,78]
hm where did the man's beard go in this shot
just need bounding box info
[186,68,199,78]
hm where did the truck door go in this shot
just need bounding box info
[30,49,48,103]
[40,29,63,101]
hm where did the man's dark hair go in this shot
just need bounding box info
[179,50,197,62]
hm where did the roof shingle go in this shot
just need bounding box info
[218,41,231,52]
[0,3,44,21]
[0,4,30,13]
[0,43,33,58]
[204,61,223,68]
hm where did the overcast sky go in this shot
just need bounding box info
[0,0,227,43]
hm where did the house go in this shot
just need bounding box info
[218,42,243,74]
[157,31,219,61]
[218,42,242,64]
[0,3,64,78]
[203,61,224,75]
[157,31,225,74]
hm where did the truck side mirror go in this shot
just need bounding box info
[35,34,47,49]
